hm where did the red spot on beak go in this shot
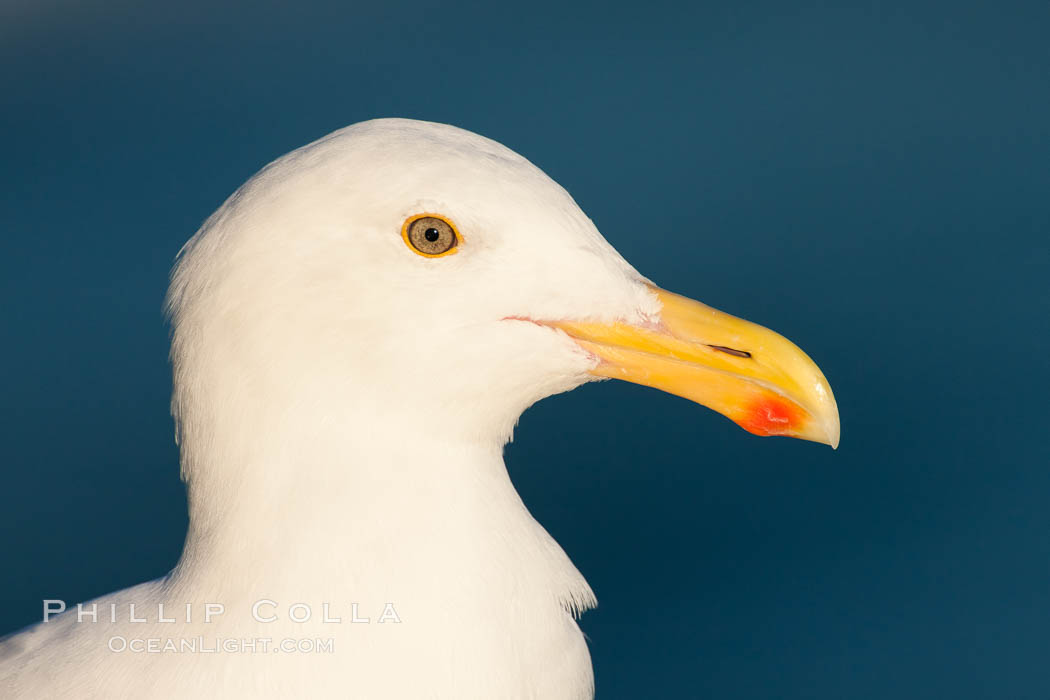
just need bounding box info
[738,395,806,437]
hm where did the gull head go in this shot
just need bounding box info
[166,118,838,475]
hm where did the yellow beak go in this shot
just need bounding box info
[547,287,840,448]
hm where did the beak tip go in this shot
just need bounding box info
[820,411,841,450]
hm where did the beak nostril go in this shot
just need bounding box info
[707,345,752,359]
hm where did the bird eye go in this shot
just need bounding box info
[402,214,460,257]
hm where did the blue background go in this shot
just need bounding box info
[2,1,1048,697]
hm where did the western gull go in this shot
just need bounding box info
[0,118,838,699]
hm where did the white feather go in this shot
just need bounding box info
[0,119,661,699]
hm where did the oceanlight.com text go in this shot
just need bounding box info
[107,636,335,654]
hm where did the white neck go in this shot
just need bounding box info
[162,416,597,698]
[169,413,595,615]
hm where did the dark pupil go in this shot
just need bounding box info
[424,228,441,242]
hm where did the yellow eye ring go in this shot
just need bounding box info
[401,213,462,258]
